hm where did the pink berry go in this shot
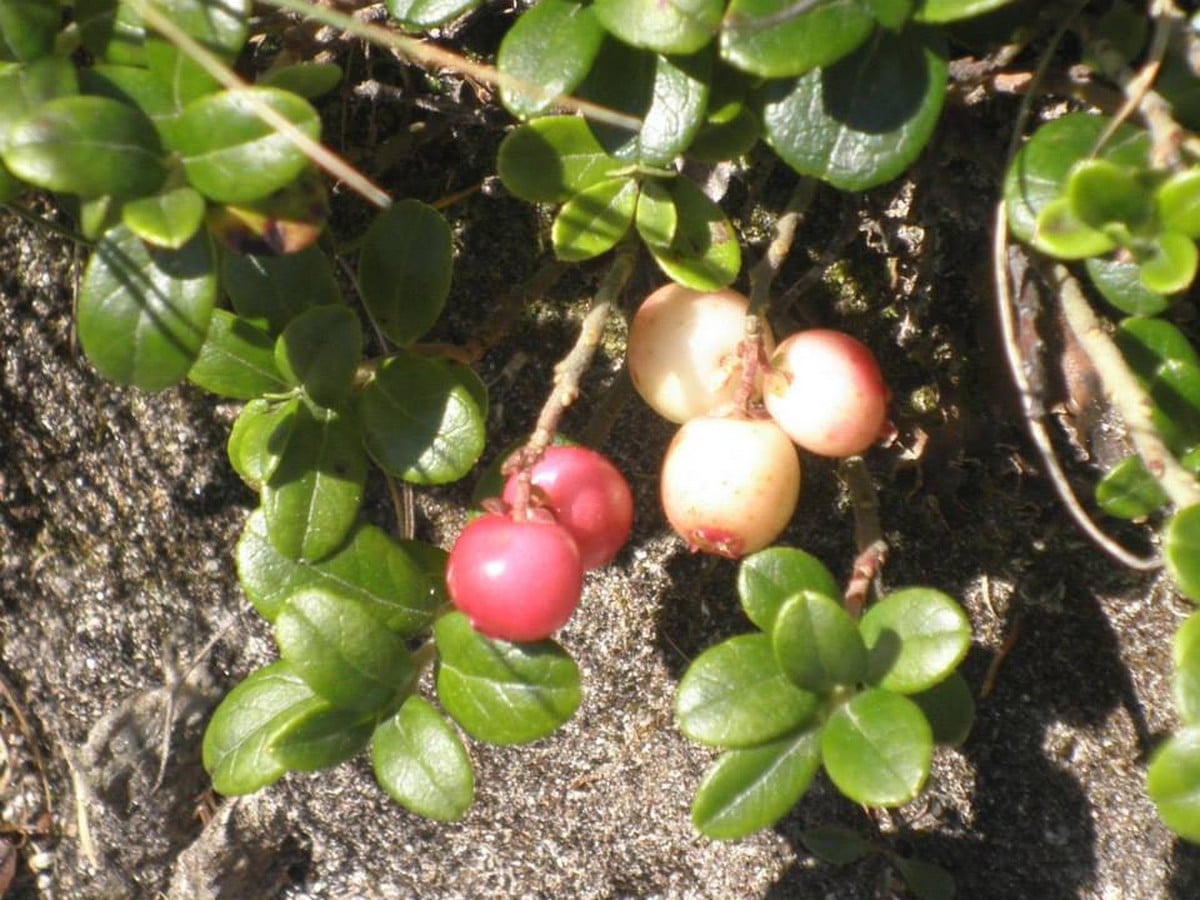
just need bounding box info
[501,446,633,570]
[445,513,583,642]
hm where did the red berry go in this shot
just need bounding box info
[445,513,583,642]
[502,446,633,569]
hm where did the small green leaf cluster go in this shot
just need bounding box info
[675,548,973,840]
[802,825,956,900]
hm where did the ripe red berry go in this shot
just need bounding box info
[445,513,583,642]
[501,446,633,569]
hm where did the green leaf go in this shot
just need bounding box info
[188,309,288,400]
[868,0,914,29]
[267,703,373,771]
[1067,158,1154,231]
[675,633,819,748]
[357,199,453,346]
[894,857,956,900]
[1166,505,1200,603]
[1116,316,1200,376]
[738,547,841,634]
[1005,113,1149,245]
[261,404,366,562]
[372,696,475,821]
[0,0,60,61]
[221,244,343,335]
[145,0,250,106]
[859,587,971,694]
[236,509,438,635]
[1148,725,1200,843]
[645,176,741,290]
[202,661,315,795]
[4,95,165,198]
[552,176,638,262]
[909,671,974,747]
[227,398,298,490]
[1095,455,1170,521]
[773,591,867,693]
[80,64,180,141]
[1085,255,1171,317]
[358,353,487,485]
[434,611,581,745]
[913,0,1016,21]
[577,41,711,166]
[496,116,623,204]
[275,588,414,712]
[591,0,723,55]
[121,185,206,250]
[76,0,145,65]
[386,0,481,30]
[821,687,932,807]
[1139,231,1198,296]
[77,224,216,391]
[720,0,874,79]
[1032,196,1118,260]
[497,0,605,119]
[688,101,760,163]
[260,62,342,99]
[1158,169,1200,238]
[173,87,320,204]
[0,57,79,150]
[635,178,678,247]
[801,825,874,864]
[1174,611,1200,725]
[763,28,948,191]
[691,727,822,840]
[274,305,362,409]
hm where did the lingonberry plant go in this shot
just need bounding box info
[7,0,1200,893]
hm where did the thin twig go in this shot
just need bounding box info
[839,456,887,618]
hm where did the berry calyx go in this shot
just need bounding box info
[445,513,583,642]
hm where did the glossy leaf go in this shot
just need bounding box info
[1166,505,1200,603]
[1095,455,1169,521]
[552,176,638,261]
[260,62,342,99]
[0,0,59,60]
[1085,256,1170,317]
[188,309,288,400]
[1158,169,1200,238]
[868,0,914,28]
[821,688,932,806]
[860,587,971,694]
[358,200,453,346]
[358,353,487,485]
[894,857,956,900]
[372,696,475,821]
[386,0,481,30]
[173,87,320,204]
[773,591,867,693]
[497,116,623,203]
[275,588,414,712]
[591,0,723,55]
[76,0,145,65]
[675,634,819,748]
[268,703,373,771]
[738,547,841,634]
[763,28,948,191]
[497,0,604,119]
[236,509,438,635]
[227,398,298,490]
[145,0,250,106]
[1032,197,1117,259]
[635,178,678,247]
[688,101,760,163]
[691,727,822,840]
[1067,158,1154,231]
[221,244,342,335]
[801,825,874,864]
[1174,611,1200,725]
[1116,316,1200,376]
[77,225,216,391]
[645,176,740,290]
[913,0,1015,21]
[0,57,79,147]
[1139,231,1198,296]
[434,611,581,745]
[274,305,362,409]
[909,671,974,747]
[121,185,206,249]
[261,404,366,562]
[80,64,180,141]
[4,95,165,198]
[720,0,874,78]
[1148,725,1200,843]
[202,661,315,795]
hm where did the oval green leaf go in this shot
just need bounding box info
[227,398,298,491]
[497,0,605,119]
[1166,505,1200,603]
[645,175,740,290]
[675,633,819,748]
[372,695,475,821]
[773,591,867,693]
[801,825,874,864]
[763,27,948,191]
[386,0,481,30]
[859,587,971,694]
[76,0,145,65]
[591,0,723,55]
[268,703,374,772]
[77,224,216,391]
[720,0,874,79]
[691,727,822,840]
[1139,231,1199,296]
[737,546,841,634]
[358,353,487,485]
[0,57,80,147]
[913,0,1015,21]
[221,244,343,335]
[1148,725,1200,843]
[121,185,206,249]
[357,199,453,346]
[1157,169,1200,239]
[1032,196,1118,259]
[188,309,288,400]
[1174,611,1200,725]
[145,0,250,106]
[1067,158,1154,231]
[275,588,414,712]
[260,62,343,100]
[1085,255,1171,317]
[1095,454,1169,521]
[173,87,320,204]
[635,178,678,248]
[909,671,974,747]
[1116,316,1200,376]
[434,611,581,745]
[274,305,362,409]
[821,687,932,807]
[552,176,638,262]
[894,857,956,900]
[0,0,60,61]
[496,116,623,204]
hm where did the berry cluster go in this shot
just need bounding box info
[629,284,889,558]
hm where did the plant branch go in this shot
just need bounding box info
[839,455,887,618]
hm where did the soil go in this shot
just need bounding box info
[3,7,1200,900]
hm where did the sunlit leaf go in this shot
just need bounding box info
[372,696,475,820]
